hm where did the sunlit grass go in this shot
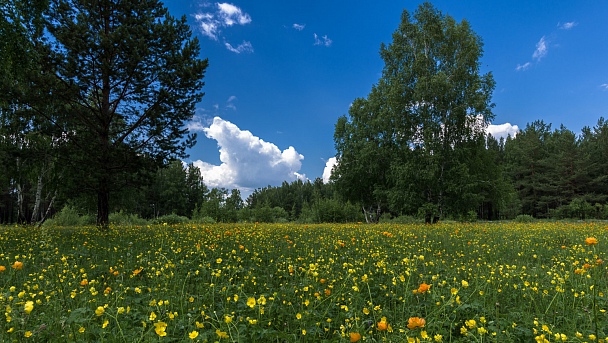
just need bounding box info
[0,222,606,342]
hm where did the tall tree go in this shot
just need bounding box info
[333,2,495,221]
[37,0,208,227]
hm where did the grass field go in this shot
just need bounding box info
[0,222,606,342]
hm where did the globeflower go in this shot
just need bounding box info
[12,261,23,270]
[350,332,362,342]
[416,283,431,294]
[377,317,389,331]
[407,317,426,330]
[154,321,167,337]
[585,237,598,245]
[0,265,6,272]
[24,301,34,314]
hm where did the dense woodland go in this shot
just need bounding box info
[2,2,608,225]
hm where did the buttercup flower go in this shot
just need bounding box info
[247,297,256,308]
[154,321,167,337]
[377,317,388,331]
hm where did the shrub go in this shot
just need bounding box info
[514,214,535,223]
[45,205,93,226]
[109,211,149,226]
[152,213,189,225]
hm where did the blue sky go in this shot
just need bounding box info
[162,1,608,196]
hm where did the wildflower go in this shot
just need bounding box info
[78,327,85,333]
[132,268,143,276]
[421,331,429,339]
[95,306,105,316]
[350,332,362,342]
[0,266,5,272]
[24,331,32,337]
[195,321,204,328]
[461,280,469,288]
[216,329,228,339]
[302,329,307,335]
[24,301,34,314]
[416,283,431,294]
[585,237,598,245]
[102,320,109,328]
[12,261,23,270]
[296,313,302,320]
[224,315,232,324]
[377,317,389,331]
[149,312,157,321]
[154,321,167,337]
[434,334,443,342]
[189,331,199,339]
[589,334,597,341]
[247,297,256,308]
[407,317,426,330]
[465,319,476,329]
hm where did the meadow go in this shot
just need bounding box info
[0,222,606,342]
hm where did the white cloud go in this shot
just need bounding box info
[600,83,608,90]
[217,3,251,26]
[293,23,305,31]
[225,41,254,54]
[559,21,577,30]
[322,157,337,184]
[532,36,548,61]
[515,62,531,71]
[313,33,332,47]
[194,3,253,52]
[191,117,305,191]
[487,123,519,141]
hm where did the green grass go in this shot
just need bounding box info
[0,222,606,342]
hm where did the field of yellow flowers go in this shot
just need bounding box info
[0,222,606,342]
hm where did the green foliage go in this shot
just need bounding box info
[152,213,189,225]
[514,214,536,223]
[108,210,148,226]
[44,205,94,226]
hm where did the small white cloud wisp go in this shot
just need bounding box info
[487,123,519,141]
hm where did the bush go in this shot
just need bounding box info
[191,216,216,224]
[514,214,535,223]
[45,205,94,226]
[152,213,189,225]
[109,211,149,226]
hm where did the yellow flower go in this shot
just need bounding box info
[24,301,34,314]
[461,280,469,288]
[421,330,429,339]
[465,319,476,329]
[247,297,256,308]
[195,321,204,328]
[12,261,23,270]
[95,306,105,316]
[216,329,228,339]
[434,334,443,342]
[224,315,232,324]
[24,331,32,337]
[102,320,109,328]
[296,313,302,320]
[189,330,199,339]
[149,311,157,321]
[78,327,85,333]
[585,237,598,245]
[154,321,167,337]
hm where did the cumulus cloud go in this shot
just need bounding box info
[194,3,253,53]
[559,21,577,30]
[515,62,531,71]
[322,157,337,184]
[191,117,305,192]
[225,41,254,54]
[314,33,332,47]
[487,123,519,141]
[533,36,548,61]
[293,23,305,31]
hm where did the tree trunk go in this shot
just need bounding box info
[31,173,43,224]
[97,177,110,229]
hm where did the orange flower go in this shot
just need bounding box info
[585,237,598,245]
[349,332,362,342]
[80,279,89,286]
[407,317,426,330]
[12,261,23,270]
[583,263,592,269]
[0,265,6,272]
[132,268,143,276]
[377,320,388,331]
[417,283,431,294]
